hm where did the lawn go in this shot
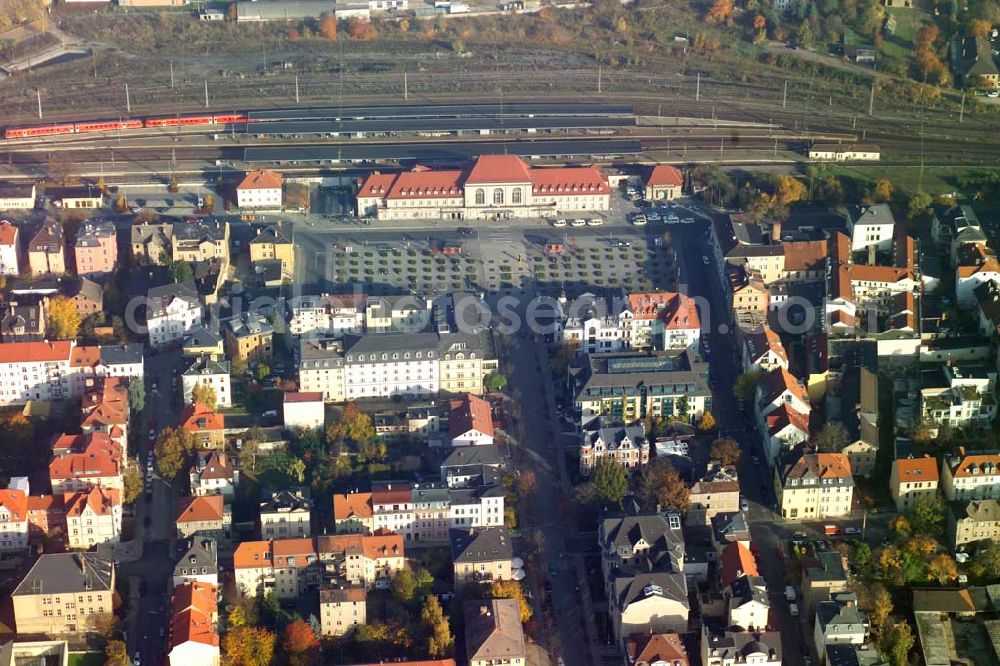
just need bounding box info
[68,653,103,666]
[880,7,926,61]
[825,164,1000,198]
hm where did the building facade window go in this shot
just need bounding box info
[493,188,504,205]
[512,188,522,204]
[475,189,485,205]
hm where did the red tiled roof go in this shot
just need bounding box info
[760,368,810,411]
[449,394,494,439]
[626,632,688,666]
[26,494,62,513]
[950,453,1000,478]
[464,155,532,184]
[0,221,18,246]
[272,537,316,568]
[69,345,100,368]
[333,492,373,521]
[783,240,827,273]
[894,456,938,483]
[0,489,27,520]
[284,391,324,403]
[63,486,120,517]
[720,541,759,587]
[766,404,810,438]
[49,433,122,481]
[237,169,282,191]
[176,495,224,523]
[233,541,271,569]
[847,264,913,284]
[356,172,397,199]
[785,453,852,480]
[316,532,404,560]
[346,661,457,666]
[387,170,464,200]
[628,292,700,329]
[197,451,233,481]
[745,326,787,365]
[828,232,851,264]
[645,164,684,188]
[0,340,72,364]
[180,402,224,433]
[531,167,610,195]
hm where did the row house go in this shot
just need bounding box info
[889,455,939,512]
[49,432,123,495]
[224,312,274,363]
[73,221,117,276]
[180,402,225,449]
[233,533,404,600]
[298,331,498,402]
[248,223,295,278]
[333,481,505,543]
[27,220,66,276]
[777,451,854,521]
[448,394,495,447]
[688,464,741,525]
[741,325,788,373]
[171,219,230,265]
[919,364,997,432]
[147,283,203,349]
[181,356,232,408]
[0,489,28,552]
[287,293,366,339]
[260,489,313,540]
[942,449,1000,501]
[175,495,230,541]
[579,418,649,476]
[26,495,65,542]
[948,499,1000,549]
[130,223,174,265]
[756,368,812,463]
[80,377,130,447]
[702,624,782,666]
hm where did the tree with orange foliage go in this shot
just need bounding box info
[223,626,276,666]
[346,17,376,39]
[706,0,734,24]
[318,13,337,40]
[970,19,993,37]
[282,619,319,665]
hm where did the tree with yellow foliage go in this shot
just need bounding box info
[489,580,532,622]
[706,0,734,24]
[47,296,81,340]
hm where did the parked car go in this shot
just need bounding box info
[553,219,567,228]
[570,219,587,227]
[587,218,604,226]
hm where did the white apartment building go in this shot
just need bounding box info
[63,487,122,549]
[942,450,1000,501]
[236,170,283,209]
[920,364,997,432]
[181,356,232,408]
[365,482,504,543]
[0,489,28,552]
[287,294,366,339]
[147,284,203,349]
[260,490,313,540]
[298,331,497,402]
[850,204,896,252]
[0,221,21,275]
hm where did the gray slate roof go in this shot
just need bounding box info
[174,537,219,579]
[13,552,114,596]
[451,526,513,564]
[442,444,502,470]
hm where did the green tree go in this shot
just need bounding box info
[814,422,850,452]
[420,595,454,658]
[732,370,765,402]
[154,427,196,479]
[170,259,193,284]
[710,438,742,466]
[881,620,915,666]
[485,372,508,392]
[907,191,934,220]
[47,296,81,340]
[591,456,629,509]
[191,382,217,411]
[675,394,690,422]
[123,461,144,504]
[223,626,276,666]
[104,640,128,666]
[392,569,417,604]
[326,403,376,444]
[128,377,145,414]
[255,363,271,380]
[908,496,946,539]
[228,596,259,628]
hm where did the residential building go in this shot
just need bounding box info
[941,446,1000,501]
[0,183,36,210]
[183,327,225,358]
[0,301,45,343]
[919,364,997,432]
[956,33,1000,88]
[0,341,143,405]
[175,495,230,540]
[12,552,115,635]
[813,594,867,665]
[147,283,203,349]
[73,222,117,276]
[701,625,782,666]
[168,582,220,666]
[643,164,684,201]
[170,220,229,265]
[763,405,811,466]
[68,344,144,397]
[808,144,881,162]
[441,444,503,488]
[189,451,237,498]
[0,640,70,666]
[463,599,526,666]
[948,499,1000,548]
[450,526,513,586]
[224,312,274,363]
[63,277,103,318]
[956,245,1000,306]
[0,489,28,552]
[720,541,759,588]
[63,486,122,549]
[889,456,939,511]
[49,432,123,494]
[579,418,649,475]
[626,292,702,352]
[173,537,219,588]
[725,245,785,285]
[803,551,851,617]
[131,223,174,265]
[283,391,324,431]
[319,584,366,637]
[180,402,225,449]
[333,492,374,534]
[569,350,711,423]
[80,377,130,448]
[741,325,789,372]
[45,186,103,209]
[848,204,895,252]
[756,368,812,463]
[778,452,854,521]
[298,331,498,402]
[27,220,65,276]
[357,155,610,222]
[260,489,312,540]
[236,170,283,209]
[729,265,769,319]
[0,221,20,275]
[625,633,689,666]
[726,576,770,632]
[688,464,740,524]
[449,394,495,447]
[611,571,690,640]
[181,356,231,408]
[248,224,294,277]
[25,495,65,543]
[316,532,405,588]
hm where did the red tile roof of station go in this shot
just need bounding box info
[464,155,532,184]
[387,170,464,199]
[237,169,282,191]
[645,164,684,187]
[356,172,398,199]
[449,394,494,439]
[531,167,610,195]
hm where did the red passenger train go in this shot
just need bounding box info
[3,113,249,140]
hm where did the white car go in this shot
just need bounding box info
[570,219,587,227]
[682,217,695,224]
[587,218,604,226]
[553,219,567,228]
[666,213,679,222]
[632,215,647,226]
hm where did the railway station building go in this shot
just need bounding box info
[355,155,611,221]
